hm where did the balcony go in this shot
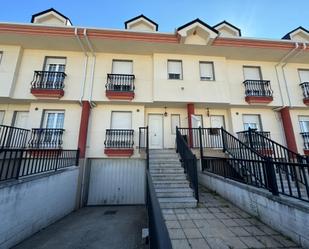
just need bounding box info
[301,132,309,155]
[237,130,272,155]
[0,125,30,149]
[243,80,273,104]
[104,129,134,156]
[105,74,135,100]
[31,71,66,98]
[300,82,309,105]
[28,128,64,149]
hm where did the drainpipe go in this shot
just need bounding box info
[74,28,89,105]
[83,29,96,107]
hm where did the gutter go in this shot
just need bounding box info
[83,29,96,108]
[74,27,89,104]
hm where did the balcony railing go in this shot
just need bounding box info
[104,129,134,148]
[301,132,309,150]
[105,74,135,92]
[244,80,273,97]
[31,71,66,90]
[237,129,271,150]
[0,125,30,149]
[28,128,64,149]
[300,82,309,104]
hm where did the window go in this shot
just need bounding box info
[44,57,66,72]
[0,111,4,125]
[243,66,262,80]
[42,110,65,129]
[112,60,133,74]
[210,115,225,128]
[298,69,309,83]
[200,62,215,81]
[192,114,203,128]
[243,114,262,131]
[111,111,132,129]
[167,60,182,80]
[171,114,180,134]
[299,116,309,133]
[0,52,3,65]
[13,111,29,129]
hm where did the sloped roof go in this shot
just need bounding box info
[213,20,241,36]
[124,14,158,31]
[31,8,72,25]
[177,18,218,34]
[282,26,309,39]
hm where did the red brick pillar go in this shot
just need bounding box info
[78,101,91,158]
[187,103,195,148]
[280,107,298,153]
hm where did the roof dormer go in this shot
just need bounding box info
[177,19,218,45]
[213,21,241,37]
[282,26,309,42]
[31,8,72,26]
[125,15,158,32]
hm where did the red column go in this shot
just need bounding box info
[187,103,195,147]
[78,101,91,158]
[280,107,298,153]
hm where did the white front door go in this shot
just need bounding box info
[149,114,163,149]
[13,111,29,129]
[210,115,225,128]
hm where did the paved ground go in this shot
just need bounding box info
[163,186,303,249]
[13,206,148,249]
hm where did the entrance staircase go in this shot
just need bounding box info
[149,149,197,208]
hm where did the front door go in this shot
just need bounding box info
[149,114,163,149]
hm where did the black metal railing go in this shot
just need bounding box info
[300,82,309,99]
[105,74,135,92]
[237,129,271,151]
[0,125,30,150]
[104,129,134,148]
[243,80,273,97]
[31,71,66,90]
[178,127,223,149]
[146,171,173,249]
[301,132,309,150]
[176,127,199,201]
[139,127,149,168]
[28,128,64,149]
[0,149,79,182]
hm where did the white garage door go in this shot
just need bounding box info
[87,159,146,205]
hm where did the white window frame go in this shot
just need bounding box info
[199,61,215,81]
[299,116,309,133]
[167,60,183,80]
[171,114,180,134]
[298,69,309,83]
[111,60,133,74]
[12,111,29,129]
[242,114,262,131]
[0,52,3,65]
[42,110,65,129]
[43,56,66,72]
[210,115,225,129]
[110,111,132,129]
[0,111,5,125]
[243,66,262,81]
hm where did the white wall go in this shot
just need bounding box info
[0,167,79,249]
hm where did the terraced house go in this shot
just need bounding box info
[0,8,309,249]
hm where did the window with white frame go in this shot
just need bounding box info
[200,62,215,81]
[13,111,29,129]
[167,60,182,80]
[192,114,203,128]
[112,60,133,74]
[210,115,225,128]
[111,111,132,129]
[242,114,262,131]
[0,52,3,65]
[243,66,262,80]
[171,114,180,134]
[299,116,309,133]
[42,110,65,129]
[298,69,309,83]
[0,111,4,125]
[44,57,66,72]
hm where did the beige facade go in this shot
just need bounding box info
[1,9,309,157]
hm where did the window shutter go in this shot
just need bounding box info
[299,70,309,83]
[112,61,133,74]
[168,61,182,74]
[200,62,214,80]
[111,112,132,129]
[243,67,261,80]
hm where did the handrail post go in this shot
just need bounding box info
[248,127,253,149]
[198,126,204,169]
[221,127,226,153]
[193,155,199,202]
[265,157,279,195]
[146,126,149,170]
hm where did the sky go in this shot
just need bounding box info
[0,0,308,39]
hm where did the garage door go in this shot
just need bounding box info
[87,159,146,205]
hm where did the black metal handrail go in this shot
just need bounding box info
[176,127,199,201]
[243,79,273,97]
[178,127,223,149]
[237,129,271,151]
[105,74,135,92]
[0,149,79,182]
[146,171,173,249]
[28,128,64,149]
[31,71,66,90]
[300,82,309,99]
[104,129,134,148]
[0,125,30,150]
[301,132,309,150]
[139,127,149,169]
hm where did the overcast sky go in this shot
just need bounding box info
[1,0,308,39]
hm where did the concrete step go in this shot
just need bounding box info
[156,190,193,198]
[152,175,187,181]
[150,168,184,174]
[153,182,190,188]
[158,197,197,208]
[150,162,181,166]
[150,159,181,163]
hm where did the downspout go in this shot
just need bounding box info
[74,27,89,104]
[83,29,96,107]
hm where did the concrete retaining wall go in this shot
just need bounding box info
[0,167,79,249]
[199,172,309,249]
